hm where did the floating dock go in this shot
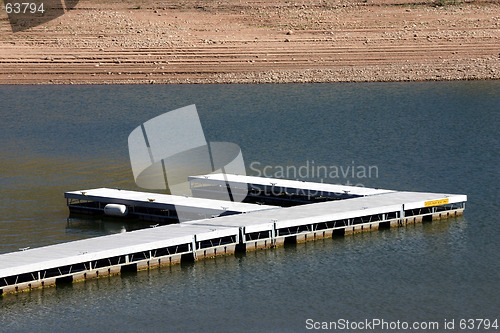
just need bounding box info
[65,188,276,222]
[0,223,240,295]
[0,175,466,296]
[189,174,394,205]
[184,190,466,250]
[190,173,394,197]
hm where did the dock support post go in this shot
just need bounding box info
[271,223,277,247]
[191,238,197,260]
[240,228,246,244]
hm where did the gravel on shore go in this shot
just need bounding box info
[0,0,498,84]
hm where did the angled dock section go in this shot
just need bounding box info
[1,176,466,296]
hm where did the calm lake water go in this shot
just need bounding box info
[0,81,499,332]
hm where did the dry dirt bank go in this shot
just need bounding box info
[0,0,498,84]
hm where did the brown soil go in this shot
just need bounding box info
[0,0,498,84]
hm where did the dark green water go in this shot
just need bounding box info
[0,82,498,332]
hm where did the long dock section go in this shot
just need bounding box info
[189,174,394,205]
[65,188,276,222]
[185,191,466,250]
[1,187,466,296]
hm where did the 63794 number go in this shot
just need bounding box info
[5,2,45,14]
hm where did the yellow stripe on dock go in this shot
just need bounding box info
[425,198,449,207]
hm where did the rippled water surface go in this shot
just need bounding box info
[0,82,499,332]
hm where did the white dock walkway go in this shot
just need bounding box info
[65,188,276,220]
[189,174,394,197]
[1,176,467,296]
